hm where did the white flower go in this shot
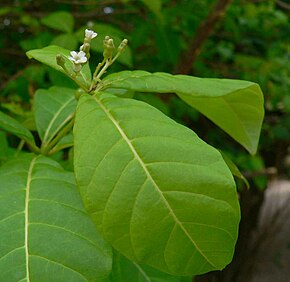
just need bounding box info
[68,51,87,64]
[85,29,97,40]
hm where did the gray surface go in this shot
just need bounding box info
[250,179,290,282]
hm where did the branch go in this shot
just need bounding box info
[175,0,233,74]
[276,0,290,10]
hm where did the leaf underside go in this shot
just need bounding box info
[102,70,264,154]
[34,86,77,146]
[74,93,240,276]
[0,155,111,281]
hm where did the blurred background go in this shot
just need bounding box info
[0,0,289,281]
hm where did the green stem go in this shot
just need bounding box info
[89,52,123,92]
[48,142,73,156]
[96,59,111,81]
[27,142,41,154]
[41,117,75,155]
[89,60,106,92]
[60,65,89,92]
[14,139,25,157]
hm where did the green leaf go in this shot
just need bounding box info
[74,93,240,276]
[26,45,92,89]
[50,133,74,154]
[102,71,264,154]
[76,24,133,67]
[51,33,78,50]
[0,111,36,147]
[41,11,74,33]
[111,250,191,282]
[34,86,77,146]
[220,151,249,189]
[0,132,10,163]
[0,154,112,281]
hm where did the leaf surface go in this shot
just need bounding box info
[102,71,264,154]
[0,111,36,146]
[111,250,191,282]
[0,155,112,281]
[74,93,240,276]
[34,86,77,146]
[26,45,92,89]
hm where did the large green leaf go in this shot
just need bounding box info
[101,71,264,154]
[26,45,92,89]
[41,11,74,33]
[0,154,112,281]
[0,111,36,147]
[74,93,240,276]
[34,86,77,146]
[111,250,191,282]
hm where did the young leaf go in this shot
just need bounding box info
[102,71,264,154]
[26,45,92,89]
[0,155,112,281]
[111,250,192,282]
[0,111,36,147]
[41,11,74,33]
[34,86,77,146]
[74,93,240,276]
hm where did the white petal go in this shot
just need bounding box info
[70,51,77,58]
[91,32,97,39]
[79,57,87,63]
[85,29,92,37]
[78,51,86,57]
[68,56,75,62]
[85,29,97,39]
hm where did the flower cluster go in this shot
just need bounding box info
[68,29,97,73]
[56,27,128,92]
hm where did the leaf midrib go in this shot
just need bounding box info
[132,261,152,282]
[24,156,37,282]
[93,96,216,269]
[42,96,75,144]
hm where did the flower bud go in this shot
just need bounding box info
[75,88,85,100]
[118,39,128,53]
[56,54,66,68]
[103,37,115,60]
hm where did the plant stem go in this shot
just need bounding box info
[96,59,111,80]
[89,52,122,92]
[15,139,25,157]
[27,142,41,154]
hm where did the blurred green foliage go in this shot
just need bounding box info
[0,0,289,186]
